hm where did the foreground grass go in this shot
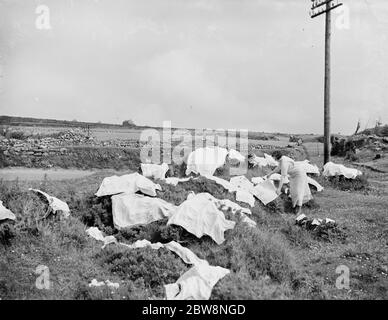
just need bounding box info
[0,164,387,300]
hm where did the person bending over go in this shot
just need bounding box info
[267,151,312,215]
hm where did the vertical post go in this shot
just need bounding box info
[323,2,331,164]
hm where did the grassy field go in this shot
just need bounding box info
[0,153,387,300]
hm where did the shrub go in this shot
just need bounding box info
[73,278,152,300]
[6,131,27,140]
[187,224,297,285]
[227,225,297,282]
[280,222,312,248]
[116,220,200,246]
[96,245,188,296]
[211,271,291,300]
[0,222,16,246]
[55,217,88,249]
[80,196,114,230]
[327,175,369,191]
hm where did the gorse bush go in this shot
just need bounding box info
[0,223,16,246]
[327,175,369,192]
[211,271,291,300]
[6,131,27,140]
[96,245,189,297]
[186,224,297,283]
[81,196,114,231]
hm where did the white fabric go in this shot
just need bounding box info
[141,163,169,180]
[121,238,230,300]
[325,218,336,224]
[188,192,255,228]
[164,263,230,300]
[89,279,120,289]
[250,155,270,167]
[264,153,279,167]
[280,157,312,207]
[269,173,323,192]
[111,193,177,229]
[296,214,307,223]
[29,188,70,218]
[306,177,324,192]
[250,153,279,167]
[95,172,161,197]
[230,176,255,192]
[202,175,254,207]
[121,239,206,266]
[86,227,117,249]
[204,175,237,192]
[269,173,290,183]
[185,147,229,176]
[251,180,278,205]
[164,241,206,266]
[231,175,278,205]
[235,190,255,207]
[228,149,245,163]
[167,193,236,245]
[0,200,16,221]
[323,162,362,179]
[251,177,265,184]
[120,239,164,250]
[206,195,255,228]
[312,218,321,226]
[241,215,257,228]
[230,176,256,207]
[165,177,191,186]
[296,160,320,175]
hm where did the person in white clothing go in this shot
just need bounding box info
[266,151,313,215]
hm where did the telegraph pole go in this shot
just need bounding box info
[310,0,343,164]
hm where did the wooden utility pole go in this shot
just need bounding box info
[310,0,343,164]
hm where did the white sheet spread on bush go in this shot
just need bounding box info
[111,193,177,229]
[250,153,279,167]
[141,163,169,180]
[95,172,161,197]
[296,160,320,175]
[167,193,236,245]
[89,279,120,289]
[119,238,230,300]
[185,146,229,176]
[230,176,255,192]
[251,180,278,205]
[323,162,362,179]
[165,263,230,300]
[250,155,269,167]
[86,227,117,248]
[28,188,70,218]
[165,177,191,186]
[121,239,206,266]
[228,149,245,163]
[231,175,278,205]
[264,153,279,167]
[234,190,254,207]
[0,200,16,221]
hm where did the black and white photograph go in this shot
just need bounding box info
[0,0,387,306]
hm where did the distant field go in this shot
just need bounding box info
[2,124,297,147]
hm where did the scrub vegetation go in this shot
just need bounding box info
[0,154,387,300]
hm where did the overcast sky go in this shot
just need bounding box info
[0,0,387,134]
